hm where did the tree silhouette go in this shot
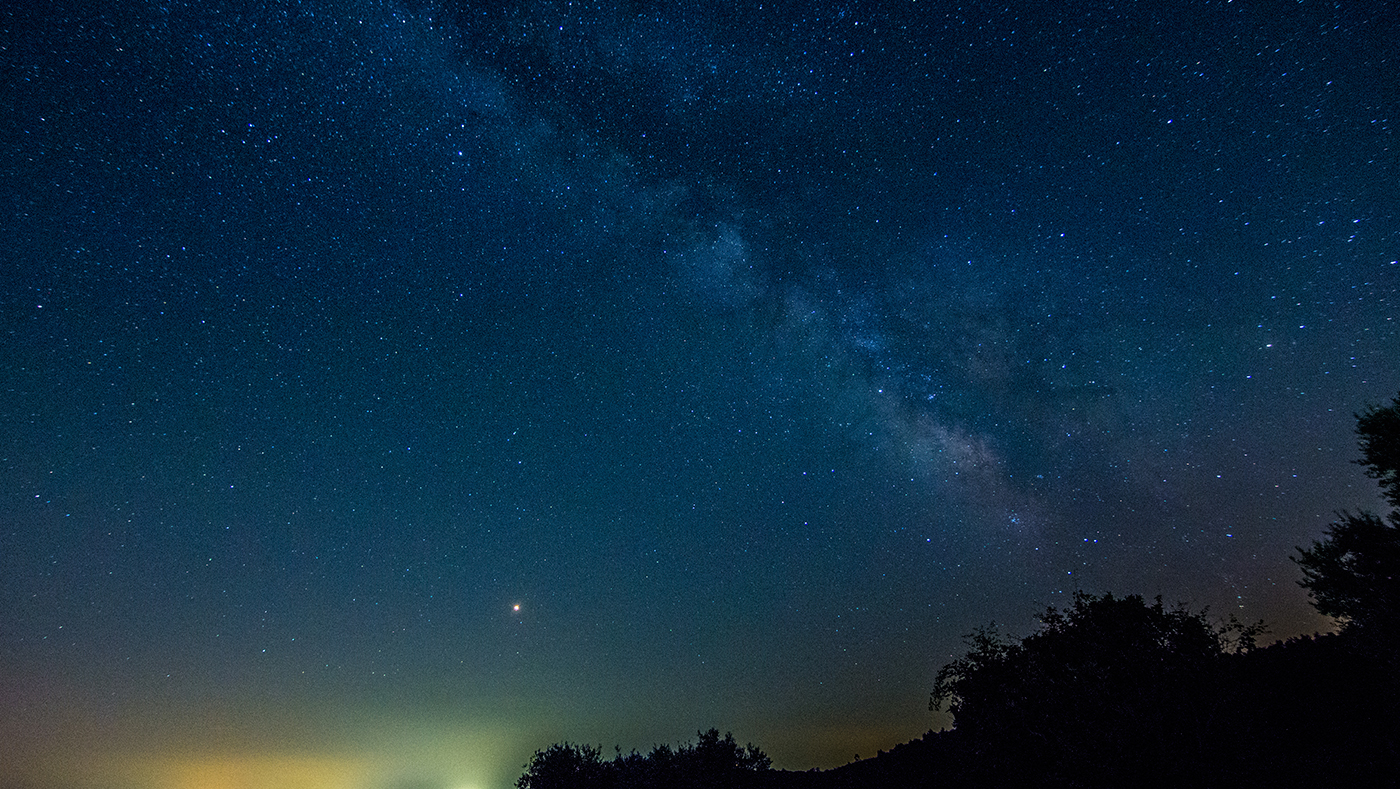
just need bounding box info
[516,730,770,789]
[516,393,1400,789]
[930,592,1259,787]
[1294,510,1400,637]
[517,743,611,789]
[1356,392,1400,508]
[1295,391,1400,645]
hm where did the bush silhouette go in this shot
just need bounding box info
[517,729,770,789]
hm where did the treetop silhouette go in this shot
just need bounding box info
[1295,391,1400,643]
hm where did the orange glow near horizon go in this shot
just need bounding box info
[13,714,522,789]
[32,753,371,789]
[28,749,507,789]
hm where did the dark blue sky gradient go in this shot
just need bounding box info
[2,1,1397,787]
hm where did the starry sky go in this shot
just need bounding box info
[2,1,1397,787]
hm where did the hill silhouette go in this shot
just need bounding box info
[516,393,1400,788]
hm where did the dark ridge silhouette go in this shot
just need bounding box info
[517,392,1400,788]
[516,729,771,789]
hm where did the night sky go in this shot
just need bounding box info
[2,1,1397,787]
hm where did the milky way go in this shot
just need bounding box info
[2,2,1396,787]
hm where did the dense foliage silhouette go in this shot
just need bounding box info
[517,392,1400,788]
[1295,391,1400,648]
[927,592,1260,787]
[1355,392,1400,509]
[517,729,770,789]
